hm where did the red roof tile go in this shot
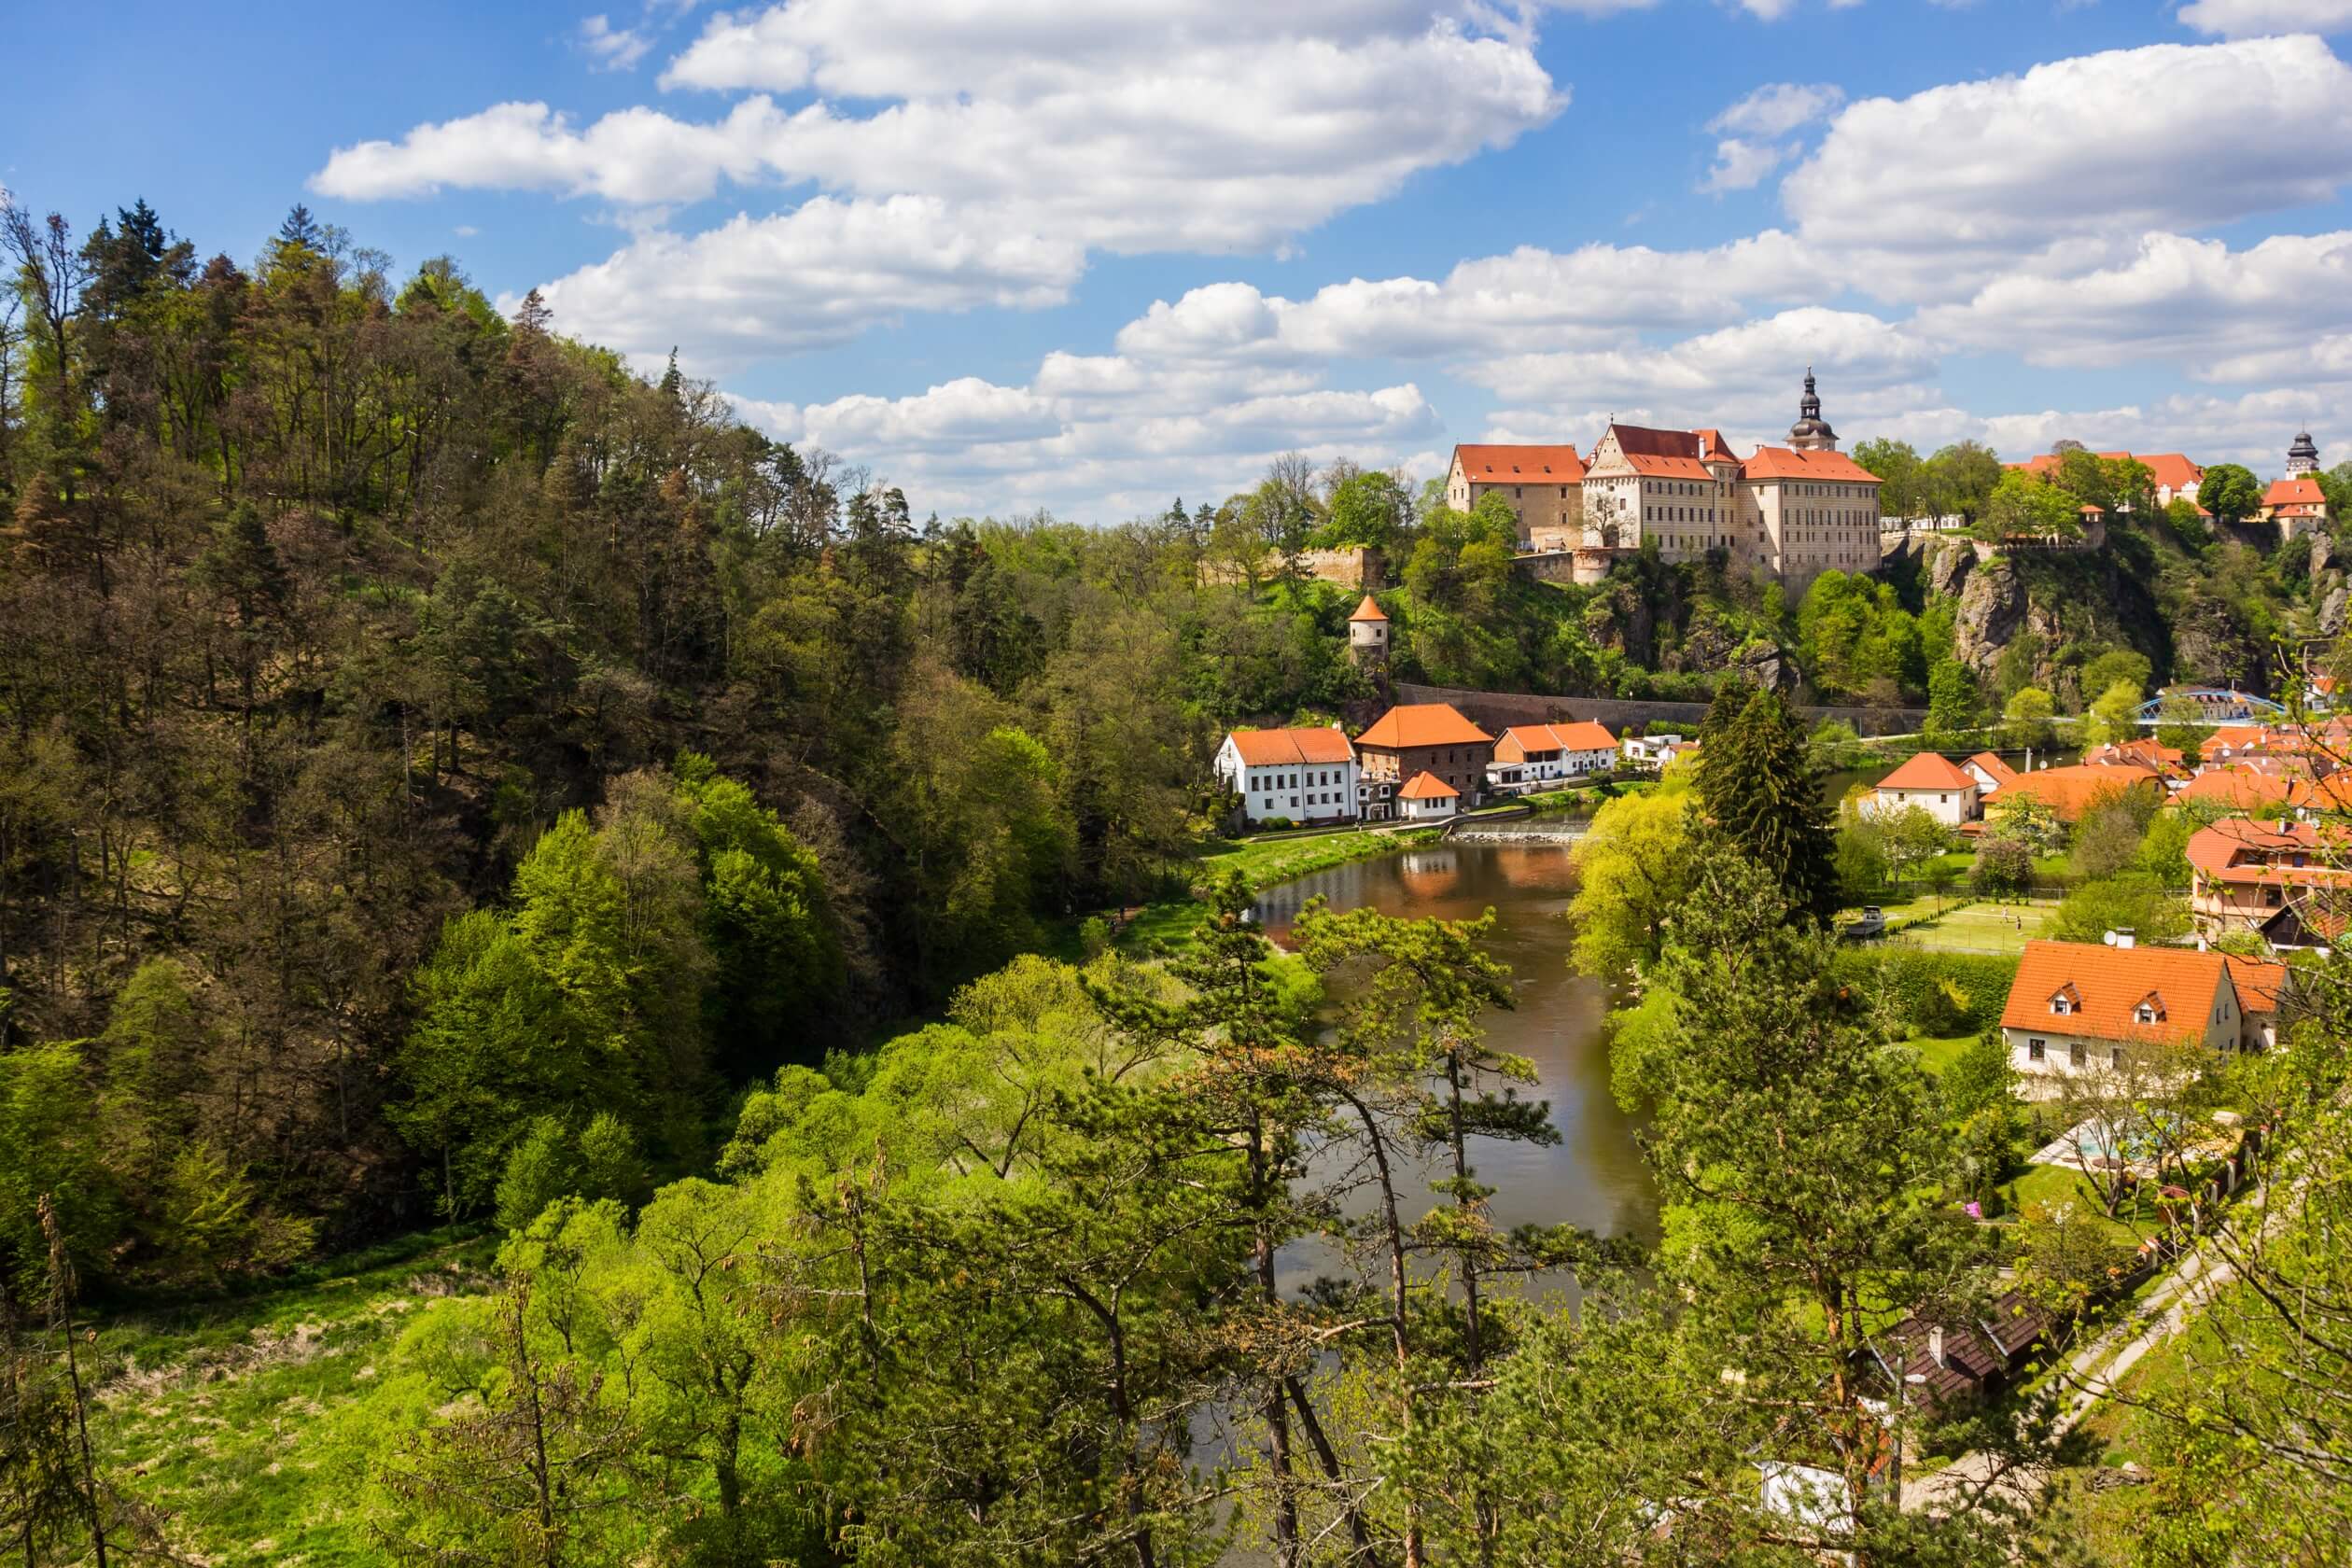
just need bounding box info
[1878,752,1978,791]
[1966,751,2021,786]
[2000,940,2232,1047]
[1398,770,1459,801]
[2264,476,2327,510]
[1996,764,2162,820]
[2223,956,2289,1016]
[1355,703,1493,751]
[1225,726,1356,767]
[1454,443,1586,483]
[2177,768,2299,811]
[1348,594,1388,623]
[1741,445,1883,483]
[1496,721,1617,762]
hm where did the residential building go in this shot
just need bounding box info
[1862,1292,2051,1422]
[2008,450,2207,514]
[1620,732,1699,768]
[1999,939,2245,1081]
[1991,763,2163,823]
[2261,474,2329,541]
[1214,725,1359,828]
[2223,955,2291,1052]
[1445,444,1586,551]
[2176,766,2301,814]
[1489,721,1617,793]
[1355,703,1495,820]
[1963,751,2020,795]
[2186,817,2352,936]
[2083,736,2187,780]
[1867,752,1981,825]
[1397,771,1462,822]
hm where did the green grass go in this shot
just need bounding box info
[83,1226,497,1564]
[1872,895,2059,954]
[2004,1161,2163,1246]
[1092,824,1446,954]
[1906,1033,1979,1076]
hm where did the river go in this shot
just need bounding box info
[1253,841,1660,1270]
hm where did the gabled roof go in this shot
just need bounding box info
[1398,770,1459,801]
[1349,595,1389,623]
[1999,940,2232,1047]
[2177,767,2299,811]
[1225,726,1356,767]
[2264,476,2328,510]
[1995,764,2162,820]
[2184,817,2352,886]
[2223,956,2289,1017]
[1452,443,1587,483]
[2138,453,2204,493]
[1693,428,1740,462]
[1498,721,1617,757]
[1741,445,1883,483]
[1355,703,1493,750]
[1966,751,2021,786]
[2086,736,2185,774]
[1877,752,1977,791]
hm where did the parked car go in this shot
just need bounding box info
[1843,906,1886,941]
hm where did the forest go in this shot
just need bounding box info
[4,196,2351,1566]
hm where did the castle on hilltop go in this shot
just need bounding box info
[1445,371,1883,590]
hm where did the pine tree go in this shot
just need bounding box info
[1693,684,1839,922]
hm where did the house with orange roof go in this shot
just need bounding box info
[2186,817,2352,936]
[2259,429,2330,541]
[1963,751,2020,795]
[1489,720,1617,792]
[2084,735,2187,778]
[2005,450,2208,514]
[2000,939,2247,1081]
[2222,955,2292,1051]
[1354,703,1495,820]
[2176,766,2301,814]
[1214,725,1359,828]
[1445,444,1587,552]
[1867,752,1981,825]
[1994,763,2163,822]
[1396,771,1463,823]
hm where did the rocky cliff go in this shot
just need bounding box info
[1893,536,2177,705]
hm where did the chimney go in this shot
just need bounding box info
[1928,1326,1946,1368]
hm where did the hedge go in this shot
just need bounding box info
[1831,947,2021,1037]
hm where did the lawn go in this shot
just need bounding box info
[1881,895,2060,954]
[81,1225,498,1565]
[1093,823,1445,954]
[1905,1033,1980,1076]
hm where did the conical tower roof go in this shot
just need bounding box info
[1349,594,1389,623]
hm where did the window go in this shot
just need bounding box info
[2050,991,2077,1015]
[2027,1039,2047,1062]
[2069,1043,2087,1069]
[2111,1047,2125,1069]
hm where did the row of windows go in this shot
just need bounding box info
[1246,768,1347,790]
[2024,1038,2123,1069]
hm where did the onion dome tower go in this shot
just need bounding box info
[2289,429,2320,476]
[1786,366,1838,452]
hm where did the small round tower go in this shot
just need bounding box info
[2289,428,2321,476]
[1348,594,1390,667]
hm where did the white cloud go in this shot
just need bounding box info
[520,197,1085,371]
[1701,139,1788,193]
[313,98,783,203]
[1733,0,1801,18]
[1972,388,2338,469]
[2178,0,2352,38]
[1711,81,1845,137]
[1916,230,2352,370]
[1785,36,2352,267]
[1468,306,1938,413]
[580,15,653,71]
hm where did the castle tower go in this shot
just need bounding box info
[1786,366,1838,452]
[1348,594,1390,668]
[2289,428,2320,476]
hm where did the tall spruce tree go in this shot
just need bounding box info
[1694,683,1839,922]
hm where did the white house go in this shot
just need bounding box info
[1621,733,1698,768]
[1397,770,1462,822]
[1214,725,1359,827]
[1489,721,1617,793]
[1962,751,2019,797]
[1866,752,1981,826]
[1998,939,2242,1082]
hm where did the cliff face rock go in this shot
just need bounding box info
[1948,549,2169,700]
[1735,640,1796,693]
[1925,539,1976,599]
[2322,580,2349,639]
[1953,557,2027,673]
[2172,592,2265,692]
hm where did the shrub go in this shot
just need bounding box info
[1833,948,2021,1036]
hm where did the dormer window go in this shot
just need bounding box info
[2135,992,2167,1025]
[2050,985,2080,1016]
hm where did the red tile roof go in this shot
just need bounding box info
[2223,956,2289,1017]
[1454,443,1586,483]
[2000,940,2232,1048]
[2139,453,2205,494]
[1996,764,2163,820]
[2264,476,2328,511]
[1496,721,1617,761]
[1622,454,1718,481]
[1398,770,1459,801]
[2185,817,2352,887]
[1878,752,1978,791]
[2177,767,2299,811]
[1741,445,1883,483]
[1966,751,2021,786]
[1225,726,1356,767]
[1348,594,1388,623]
[1355,703,1494,751]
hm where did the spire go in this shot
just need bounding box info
[2289,428,2320,475]
[1787,367,1836,452]
[1800,366,1821,421]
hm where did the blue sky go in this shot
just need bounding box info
[8,0,2351,518]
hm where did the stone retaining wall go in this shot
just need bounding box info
[1394,681,1930,737]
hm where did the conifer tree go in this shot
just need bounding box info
[1694,683,1839,922]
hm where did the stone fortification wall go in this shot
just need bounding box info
[1393,682,1930,738]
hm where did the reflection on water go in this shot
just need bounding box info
[1255,843,1660,1293]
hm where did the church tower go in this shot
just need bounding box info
[1786,367,1838,452]
[2289,428,2320,476]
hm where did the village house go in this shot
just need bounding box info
[2008,450,2208,515]
[2186,817,2352,936]
[1862,1292,2051,1422]
[1354,703,1495,820]
[1962,751,2020,796]
[1213,725,1360,828]
[1488,721,1617,794]
[1999,939,2246,1082]
[1445,445,1586,552]
[1396,772,1462,822]
[1620,732,1699,768]
[1866,752,1981,825]
[2224,955,2291,1051]
[1991,763,2163,823]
